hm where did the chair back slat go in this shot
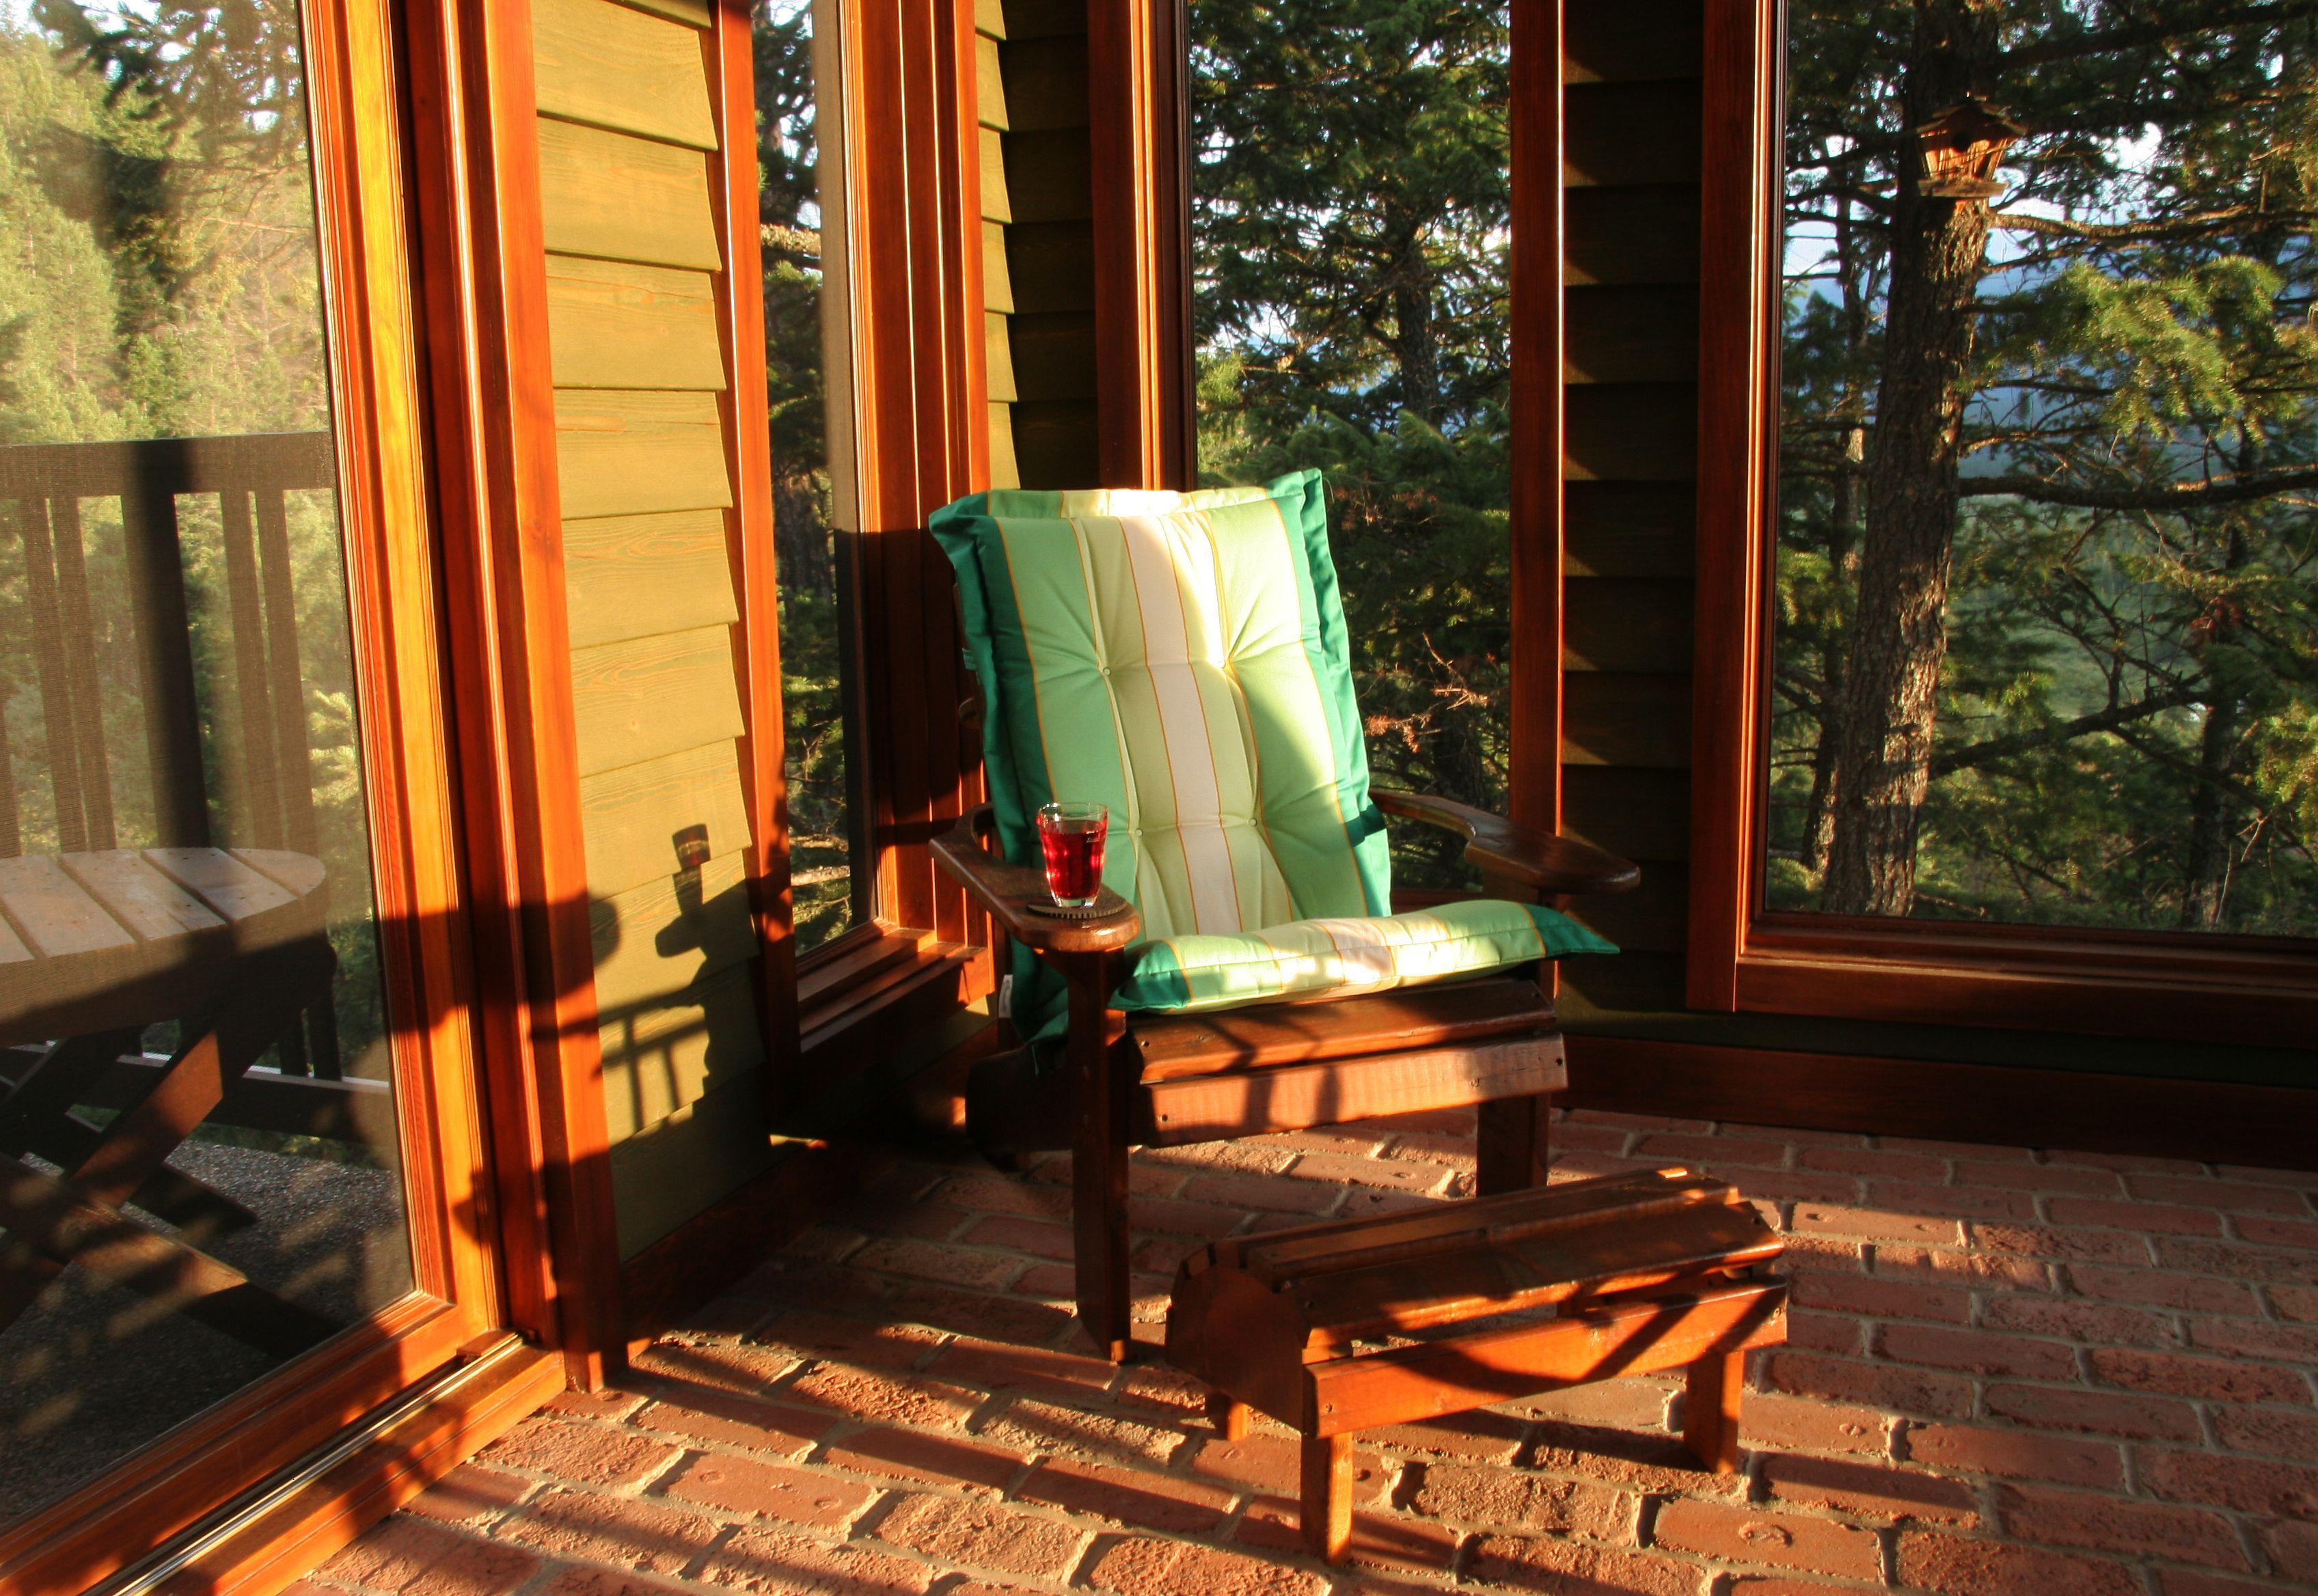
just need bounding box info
[254,485,316,853]
[16,498,89,854]
[219,488,284,848]
[50,495,116,850]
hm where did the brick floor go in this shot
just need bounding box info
[315,1110,2318,1595]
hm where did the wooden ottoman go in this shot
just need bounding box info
[1164,1167,1786,1561]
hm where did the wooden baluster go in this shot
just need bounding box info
[49,495,115,849]
[0,674,19,858]
[120,478,209,847]
[219,486,282,847]
[16,497,87,853]
[254,484,315,853]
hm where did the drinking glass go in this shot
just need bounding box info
[1036,801,1108,908]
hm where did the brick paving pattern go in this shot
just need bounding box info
[307,1109,2318,1595]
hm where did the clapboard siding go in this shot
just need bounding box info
[1562,766,1691,863]
[983,221,1015,310]
[600,965,765,1146]
[977,0,1006,38]
[1012,404,1101,489]
[1557,950,1689,1020]
[563,508,739,648]
[1003,129,1095,224]
[1566,187,1702,285]
[980,127,1013,223]
[1564,673,1691,769]
[619,0,709,25]
[990,403,1023,487]
[1563,578,1693,672]
[1006,223,1096,312]
[1565,385,1697,482]
[985,314,1019,402]
[579,741,754,901]
[977,33,1009,130]
[588,850,756,1018]
[546,256,726,390]
[608,1079,777,1258]
[554,389,732,519]
[569,624,746,779]
[1003,0,1084,38]
[1566,482,1695,579]
[1565,286,1701,384]
[1009,313,1097,403]
[981,13,1020,487]
[534,0,717,150]
[538,119,722,269]
[1565,0,1705,83]
[1002,36,1091,131]
[1564,81,1702,187]
[1564,863,1687,954]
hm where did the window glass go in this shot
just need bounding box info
[1769,2,2318,933]
[1189,2,1512,888]
[0,0,413,1521]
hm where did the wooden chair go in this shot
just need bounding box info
[929,477,1640,1360]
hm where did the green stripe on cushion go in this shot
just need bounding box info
[1114,898,1616,1015]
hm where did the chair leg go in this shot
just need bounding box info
[1475,1092,1551,1196]
[1300,1432,1353,1562]
[1064,957,1131,1361]
[1207,1390,1250,1441]
[1683,1348,1746,1474]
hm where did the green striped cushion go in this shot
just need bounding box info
[1115,899,1616,1015]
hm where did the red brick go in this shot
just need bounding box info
[2138,1447,2318,1519]
[480,1419,681,1489]
[1180,1170,1346,1213]
[1878,1322,2078,1379]
[1790,1269,1972,1323]
[784,1364,982,1429]
[2190,1315,2318,1362]
[1723,1582,1872,1596]
[1738,1393,1892,1457]
[1868,1179,2040,1222]
[1507,1374,1678,1429]
[629,1339,800,1394]
[1903,1423,2123,1489]
[1283,1151,1456,1194]
[1525,1422,1752,1496]
[957,1215,1074,1259]
[401,1464,533,1527]
[1089,1535,1328,1596]
[1994,1481,2248,1569]
[1985,1383,2203,1441]
[2045,1197,2226,1237]
[496,1487,722,1575]
[933,1172,1072,1218]
[1233,1497,1462,1573]
[2154,1236,2318,1284]
[2235,1213,2318,1250]
[2046,1150,2205,1174]
[1876,1246,2049,1291]
[2088,1345,2310,1404]
[1784,1309,1864,1354]
[1779,1233,1870,1274]
[1883,1137,2031,1161]
[1894,1530,2140,1596]
[1719,1169,1865,1207]
[881,1281,1072,1344]
[2127,1174,2315,1214]
[833,1200,973,1242]
[631,1388,837,1457]
[1564,1108,1711,1134]
[2156,1576,2306,1596]
[533,1568,694,1596]
[1650,1498,1881,1578]
[2263,1517,2318,1575]
[2065,1263,2261,1315]
[851,1236,1024,1289]
[1958,1161,2123,1196]
[817,1426,1024,1494]
[1636,1131,1790,1168]
[1792,1204,1963,1246]
[1402,1460,1636,1539]
[1801,1145,1947,1182]
[322,1517,540,1596]
[1979,1293,2177,1347]
[2212,1402,2318,1459]
[926,1335,1117,1400]
[982,1396,1184,1463]
[1368,1407,1530,1461]
[696,1524,933,1594]
[1018,1455,1233,1532]
[661,1453,876,1529]
[1758,1454,1978,1524]
[1466,1535,1705,1596]
[545,1387,650,1422]
[1968,1223,2151,1264]
[2277,1283,2318,1321]
[1767,1351,1975,1417]
[875,1493,1085,1579]
[1186,1432,1386,1502]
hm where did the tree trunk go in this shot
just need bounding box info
[1821,1,1997,916]
[2181,523,2250,928]
[1388,227,1442,424]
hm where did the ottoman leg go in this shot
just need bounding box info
[1300,1432,1353,1562]
[1684,1348,1745,1474]
[1207,1390,1250,1441]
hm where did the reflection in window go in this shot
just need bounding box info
[1770,3,2318,933]
[754,0,864,949]
[1189,3,1512,888]
[0,0,410,1522]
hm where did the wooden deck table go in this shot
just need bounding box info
[0,848,346,1356]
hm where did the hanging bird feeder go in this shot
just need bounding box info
[1915,98,2025,201]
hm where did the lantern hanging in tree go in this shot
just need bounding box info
[1915,97,2025,201]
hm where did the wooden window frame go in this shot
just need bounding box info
[1687,0,2318,1050]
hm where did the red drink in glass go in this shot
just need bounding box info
[1037,801,1108,907]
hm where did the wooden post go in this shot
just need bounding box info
[1065,952,1131,1361]
[1475,1092,1553,1196]
[121,479,211,847]
[1684,1347,1746,1474]
[1300,1431,1353,1563]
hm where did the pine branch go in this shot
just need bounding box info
[1996,2,2318,72]
[1991,207,2318,243]
[1931,684,2202,778]
[1959,467,2318,510]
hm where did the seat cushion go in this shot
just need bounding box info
[1115,899,1615,1017]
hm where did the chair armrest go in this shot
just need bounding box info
[931,806,1142,954]
[1374,790,1641,896]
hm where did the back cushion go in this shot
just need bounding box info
[934,469,1390,941]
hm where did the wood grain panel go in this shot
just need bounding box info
[990,402,1022,489]
[554,389,731,519]
[1565,482,1696,577]
[1002,35,1091,131]
[983,221,1015,310]
[977,33,1009,130]
[599,964,765,1143]
[985,312,1019,402]
[534,0,716,150]
[1565,286,1702,384]
[1563,578,1693,672]
[1566,0,1704,84]
[569,624,745,778]
[562,508,739,648]
[1003,128,1093,223]
[1566,384,1697,482]
[538,118,720,269]
[545,256,724,390]
[618,0,709,24]
[588,849,756,1016]
[980,126,1013,223]
[1007,221,1096,312]
[1562,766,1691,862]
[1566,186,1702,285]
[1009,311,1097,401]
[1565,81,1702,187]
[579,739,753,900]
[1563,672,1691,768]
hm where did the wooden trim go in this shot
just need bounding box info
[706,1,804,1105]
[1683,0,2318,1045]
[94,1335,562,1596]
[1567,1034,2318,1171]
[1089,0,1196,490]
[1509,0,1564,840]
[403,0,626,1384]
